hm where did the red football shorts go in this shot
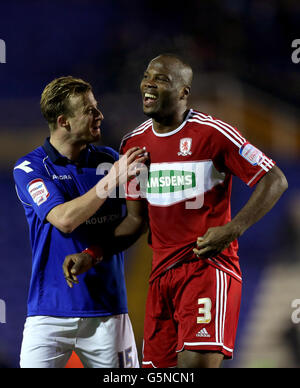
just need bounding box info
[142,259,242,368]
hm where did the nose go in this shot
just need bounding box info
[141,76,157,90]
[95,108,104,121]
[98,110,104,121]
[144,80,157,89]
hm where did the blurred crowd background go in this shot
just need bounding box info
[0,0,299,368]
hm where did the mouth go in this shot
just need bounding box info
[143,92,158,108]
[91,125,101,137]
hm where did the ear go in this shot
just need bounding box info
[57,115,71,130]
[180,86,190,100]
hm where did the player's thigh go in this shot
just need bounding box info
[175,263,241,362]
[177,350,224,368]
[142,278,178,368]
[20,316,76,368]
[75,314,139,368]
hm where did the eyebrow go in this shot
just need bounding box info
[144,71,171,79]
[85,102,98,109]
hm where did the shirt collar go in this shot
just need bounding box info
[42,137,91,166]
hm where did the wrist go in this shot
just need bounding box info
[83,245,103,265]
[96,174,116,199]
[226,220,245,239]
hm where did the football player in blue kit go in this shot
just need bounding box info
[13,76,147,368]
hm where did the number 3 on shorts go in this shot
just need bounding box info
[197,297,212,324]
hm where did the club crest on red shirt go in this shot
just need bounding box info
[178,137,192,156]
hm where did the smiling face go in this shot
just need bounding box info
[64,90,104,144]
[140,55,193,121]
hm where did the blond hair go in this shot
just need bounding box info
[40,76,92,131]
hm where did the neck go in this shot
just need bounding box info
[49,132,87,161]
[152,107,189,134]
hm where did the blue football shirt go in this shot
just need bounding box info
[13,138,128,317]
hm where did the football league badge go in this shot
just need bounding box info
[178,138,192,156]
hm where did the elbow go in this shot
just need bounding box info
[259,166,288,201]
[280,175,288,194]
[128,214,148,236]
[54,218,76,234]
[276,169,288,194]
[266,165,288,194]
[140,220,149,235]
[59,224,75,234]
[58,220,76,234]
[136,216,149,235]
[46,205,77,234]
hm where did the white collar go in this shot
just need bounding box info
[151,109,192,137]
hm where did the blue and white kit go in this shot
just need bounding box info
[13,138,138,368]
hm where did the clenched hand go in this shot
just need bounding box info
[63,252,99,288]
[193,223,240,259]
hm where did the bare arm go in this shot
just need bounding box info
[46,177,112,234]
[110,199,149,253]
[228,165,288,236]
[46,147,146,233]
[193,165,288,258]
[62,199,148,287]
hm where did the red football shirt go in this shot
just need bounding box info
[120,109,275,282]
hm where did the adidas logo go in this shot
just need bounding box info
[196,328,210,338]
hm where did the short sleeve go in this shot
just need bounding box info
[212,125,276,187]
[13,159,66,222]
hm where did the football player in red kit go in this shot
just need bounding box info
[63,54,288,368]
